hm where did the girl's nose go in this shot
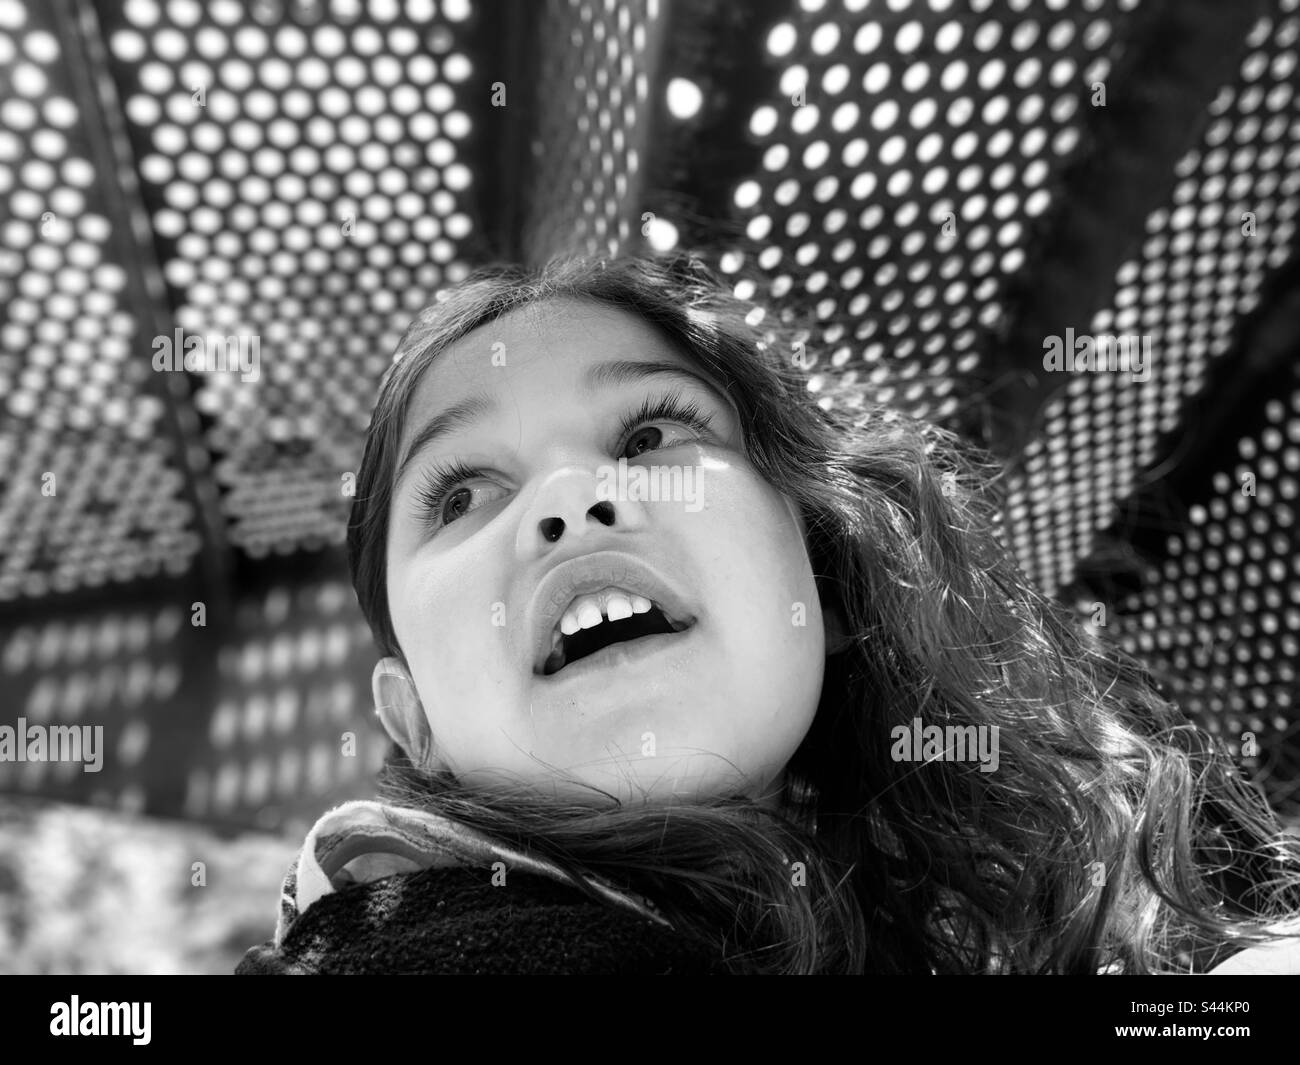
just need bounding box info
[538,500,614,544]
[515,466,647,556]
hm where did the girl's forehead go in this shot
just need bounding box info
[413,297,700,402]
[461,297,674,359]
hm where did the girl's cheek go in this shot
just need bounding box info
[392,552,519,689]
[684,458,804,545]
[672,463,814,610]
[388,563,459,664]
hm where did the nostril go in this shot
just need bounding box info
[539,501,614,543]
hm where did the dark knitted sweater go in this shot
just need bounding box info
[236,861,726,975]
[234,798,727,975]
[235,801,1300,974]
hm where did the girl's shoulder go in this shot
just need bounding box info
[235,799,724,975]
[238,860,722,974]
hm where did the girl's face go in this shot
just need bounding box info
[382,297,830,803]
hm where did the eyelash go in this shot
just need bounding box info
[411,392,717,531]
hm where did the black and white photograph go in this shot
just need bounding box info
[1,0,1299,1029]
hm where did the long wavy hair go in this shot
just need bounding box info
[346,252,1300,974]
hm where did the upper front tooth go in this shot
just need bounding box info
[576,600,603,630]
[557,587,654,635]
[606,593,634,621]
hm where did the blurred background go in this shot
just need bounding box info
[1,0,1298,973]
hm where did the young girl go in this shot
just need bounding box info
[237,253,1300,975]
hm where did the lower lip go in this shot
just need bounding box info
[536,623,697,684]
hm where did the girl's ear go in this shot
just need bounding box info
[372,657,435,765]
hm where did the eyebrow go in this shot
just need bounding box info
[394,359,733,489]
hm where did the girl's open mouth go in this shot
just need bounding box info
[537,605,696,679]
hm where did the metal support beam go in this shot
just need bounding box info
[984,0,1273,461]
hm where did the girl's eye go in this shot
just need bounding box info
[615,391,716,459]
[439,485,483,525]
[412,460,499,532]
[413,391,716,532]
[622,423,690,458]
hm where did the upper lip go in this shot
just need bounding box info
[527,551,697,675]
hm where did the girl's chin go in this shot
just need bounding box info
[546,757,771,804]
